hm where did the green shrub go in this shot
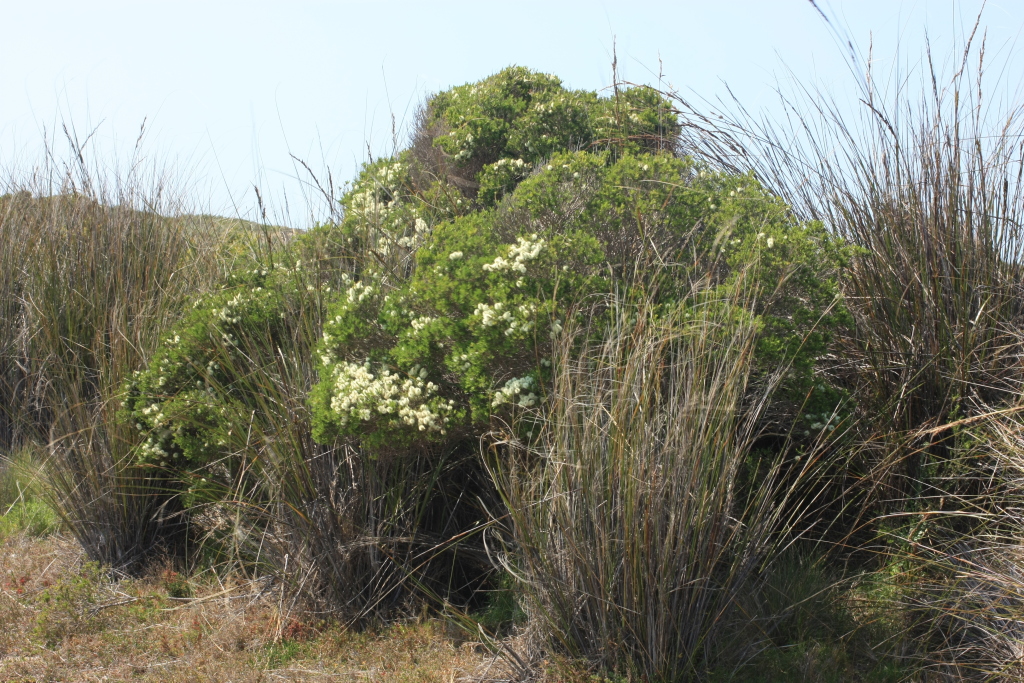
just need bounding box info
[120,223,343,482]
[310,149,851,450]
[418,66,679,204]
[124,68,853,623]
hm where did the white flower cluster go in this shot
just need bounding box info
[474,301,507,327]
[141,403,165,425]
[329,362,452,432]
[492,158,529,171]
[492,376,539,408]
[349,162,405,218]
[138,402,176,463]
[374,162,404,186]
[397,217,431,249]
[482,234,546,274]
[803,412,838,436]
[216,293,246,324]
[141,437,171,463]
[451,131,476,161]
[473,301,538,337]
[448,251,464,260]
[349,189,390,218]
[410,316,435,332]
[504,303,536,336]
[344,280,375,306]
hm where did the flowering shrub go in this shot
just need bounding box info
[310,147,852,448]
[128,67,851,477]
[121,249,327,473]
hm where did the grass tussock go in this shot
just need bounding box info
[489,289,823,680]
[0,149,227,570]
[676,24,1024,482]
[668,21,1024,681]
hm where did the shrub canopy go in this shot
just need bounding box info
[124,66,851,476]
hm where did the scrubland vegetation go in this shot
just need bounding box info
[3,30,1024,681]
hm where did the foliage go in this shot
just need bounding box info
[310,148,851,450]
[110,69,854,642]
[15,58,992,680]
[121,264,318,473]
[124,67,849,494]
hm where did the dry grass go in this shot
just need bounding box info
[0,532,498,682]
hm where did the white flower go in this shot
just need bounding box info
[474,301,504,326]
[328,361,451,432]
[344,281,374,305]
[482,234,546,274]
[766,237,775,248]
[492,376,537,407]
[410,316,434,332]
[449,251,464,260]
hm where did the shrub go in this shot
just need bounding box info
[122,264,320,474]
[126,67,852,621]
[414,66,680,203]
[310,149,851,451]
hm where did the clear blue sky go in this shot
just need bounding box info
[2,1,1021,225]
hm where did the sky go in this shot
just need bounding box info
[2,0,1023,226]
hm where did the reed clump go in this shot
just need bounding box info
[670,21,1024,680]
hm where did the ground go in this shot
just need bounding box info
[0,532,508,682]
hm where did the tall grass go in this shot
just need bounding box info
[674,31,1024,491]
[489,288,824,680]
[878,403,1024,680]
[670,24,1024,677]
[0,140,225,568]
